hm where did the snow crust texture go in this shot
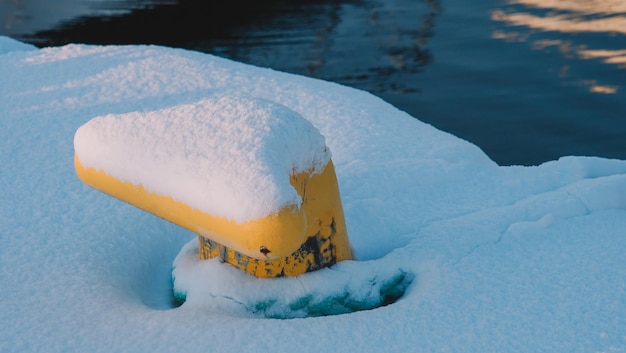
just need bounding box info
[1,36,626,353]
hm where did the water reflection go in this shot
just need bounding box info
[13,0,439,96]
[505,0,626,16]
[220,0,441,94]
[1,0,176,36]
[492,9,626,35]
[491,0,626,94]
[578,48,626,66]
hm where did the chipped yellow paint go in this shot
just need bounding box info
[75,155,352,277]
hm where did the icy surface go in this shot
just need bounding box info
[74,95,330,222]
[1,36,626,352]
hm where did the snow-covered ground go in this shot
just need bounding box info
[1,36,625,352]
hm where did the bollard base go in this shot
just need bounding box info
[198,216,341,278]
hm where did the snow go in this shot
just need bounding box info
[0,36,37,54]
[1,35,626,352]
[74,95,330,222]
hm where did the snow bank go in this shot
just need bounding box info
[0,36,37,54]
[74,94,330,222]
[1,36,626,352]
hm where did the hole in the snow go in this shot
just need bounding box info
[169,282,186,309]
[136,235,189,310]
[139,265,184,310]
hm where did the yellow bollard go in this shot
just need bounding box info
[74,155,352,277]
[74,96,353,278]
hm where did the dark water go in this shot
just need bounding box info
[2,0,625,165]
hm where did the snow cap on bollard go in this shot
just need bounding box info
[73,95,352,277]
